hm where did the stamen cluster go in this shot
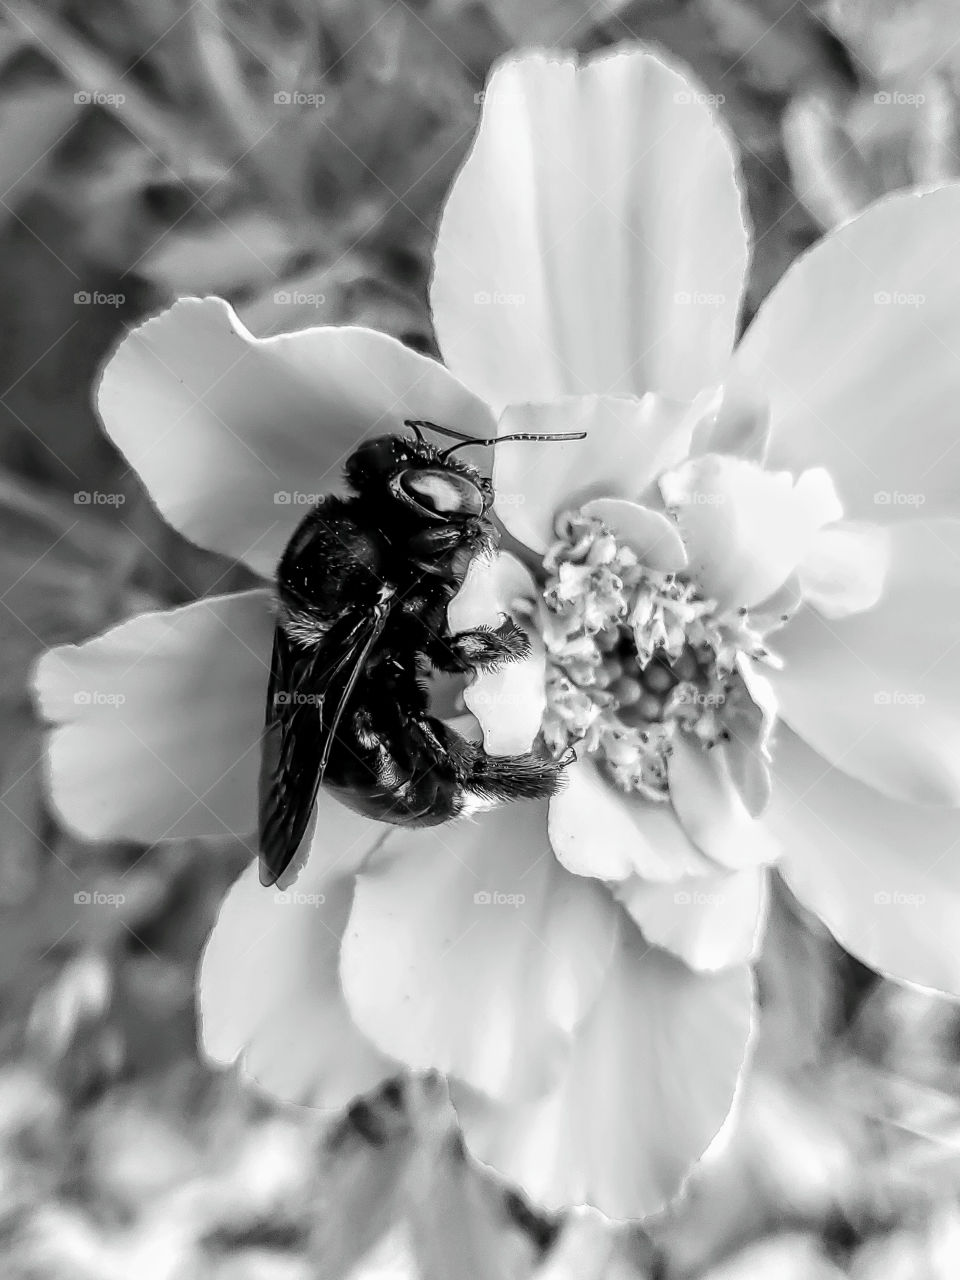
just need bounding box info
[538,511,768,799]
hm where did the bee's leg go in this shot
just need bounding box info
[427,617,530,673]
[433,720,564,804]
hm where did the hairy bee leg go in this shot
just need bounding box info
[429,617,530,673]
[458,740,563,804]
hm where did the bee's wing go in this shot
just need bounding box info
[257,595,395,886]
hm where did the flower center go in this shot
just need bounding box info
[537,510,771,800]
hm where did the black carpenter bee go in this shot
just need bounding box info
[257,418,585,886]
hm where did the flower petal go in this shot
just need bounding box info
[579,499,688,572]
[447,552,545,755]
[493,395,694,555]
[734,185,960,524]
[616,867,767,971]
[668,734,780,868]
[689,377,770,462]
[452,914,754,1219]
[660,454,843,610]
[99,297,495,575]
[199,795,395,1109]
[340,800,619,1103]
[32,590,272,841]
[770,518,960,805]
[548,757,716,883]
[431,48,748,412]
[798,521,890,619]
[767,728,960,995]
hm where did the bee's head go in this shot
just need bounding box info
[345,432,492,524]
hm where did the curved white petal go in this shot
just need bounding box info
[432,48,748,412]
[771,518,960,805]
[99,297,495,575]
[340,800,619,1103]
[659,454,842,610]
[734,185,960,524]
[668,734,780,869]
[616,867,767,971]
[548,757,716,883]
[452,914,754,1219]
[766,729,960,995]
[199,795,395,1109]
[580,498,688,572]
[493,396,694,555]
[798,520,890,619]
[689,376,770,462]
[33,590,272,841]
[447,551,545,755]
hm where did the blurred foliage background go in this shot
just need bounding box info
[2,0,960,1276]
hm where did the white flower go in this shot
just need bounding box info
[32,44,960,1220]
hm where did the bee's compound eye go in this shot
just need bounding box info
[395,468,484,519]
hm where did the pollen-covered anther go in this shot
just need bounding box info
[538,510,774,799]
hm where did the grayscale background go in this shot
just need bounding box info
[0,2,958,1277]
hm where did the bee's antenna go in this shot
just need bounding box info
[404,418,470,444]
[440,430,587,460]
[404,418,587,459]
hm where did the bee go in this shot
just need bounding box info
[257,418,584,886]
